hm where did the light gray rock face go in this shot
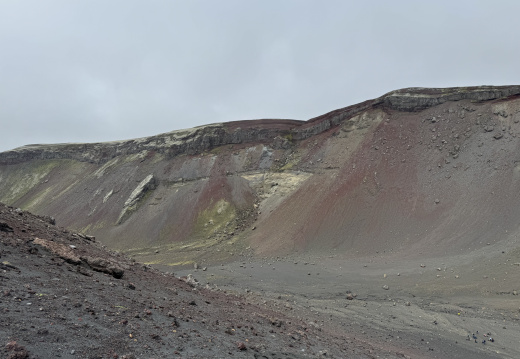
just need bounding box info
[380,86,520,111]
[117,174,156,224]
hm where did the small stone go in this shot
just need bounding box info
[237,342,247,351]
[382,285,389,290]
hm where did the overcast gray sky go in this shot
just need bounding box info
[1,0,519,152]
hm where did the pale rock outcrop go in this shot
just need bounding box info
[117,174,156,224]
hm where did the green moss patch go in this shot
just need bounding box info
[192,199,237,240]
[0,160,60,206]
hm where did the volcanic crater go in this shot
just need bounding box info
[1,86,520,358]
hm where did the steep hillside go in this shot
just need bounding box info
[2,86,520,269]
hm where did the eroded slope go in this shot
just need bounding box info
[1,86,520,269]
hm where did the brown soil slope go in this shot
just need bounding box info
[251,96,520,259]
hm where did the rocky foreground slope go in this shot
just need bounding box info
[1,202,407,358]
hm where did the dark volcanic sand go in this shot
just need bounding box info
[176,248,520,359]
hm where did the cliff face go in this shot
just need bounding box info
[3,86,519,165]
[0,120,301,165]
[2,85,520,266]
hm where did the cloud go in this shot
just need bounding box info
[1,0,519,151]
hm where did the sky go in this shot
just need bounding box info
[1,0,519,152]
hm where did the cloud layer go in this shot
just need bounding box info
[1,0,519,151]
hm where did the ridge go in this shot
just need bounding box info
[2,85,519,165]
